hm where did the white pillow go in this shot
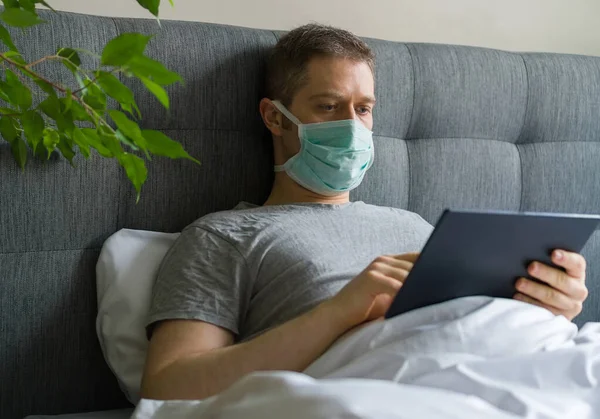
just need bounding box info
[96,229,180,404]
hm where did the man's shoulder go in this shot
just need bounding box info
[358,202,432,223]
[184,201,279,240]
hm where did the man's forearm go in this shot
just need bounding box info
[141,300,350,400]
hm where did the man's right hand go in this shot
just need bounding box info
[327,253,420,329]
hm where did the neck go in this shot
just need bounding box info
[263,172,350,206]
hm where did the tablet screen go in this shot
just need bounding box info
[385,209,600,319]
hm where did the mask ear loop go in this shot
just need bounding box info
[271,100,303,126]
[272,100,306,173]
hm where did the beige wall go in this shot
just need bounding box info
[44,0,600,56]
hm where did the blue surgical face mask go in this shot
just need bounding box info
[271,100,374,196]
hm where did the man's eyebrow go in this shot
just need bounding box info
[308,92,346,100]
[361,95,377,104]
[308,92,377,103]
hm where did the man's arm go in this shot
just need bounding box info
[141,253,419,400]
[141,299,347,400]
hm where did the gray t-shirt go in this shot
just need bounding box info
[147,201,433,342]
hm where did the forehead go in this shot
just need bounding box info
[300,56,375,96]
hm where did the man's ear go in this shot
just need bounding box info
[259,98,284,137]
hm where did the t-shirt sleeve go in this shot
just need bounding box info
[146,225,250,339]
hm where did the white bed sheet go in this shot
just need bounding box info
[132,297,600,419]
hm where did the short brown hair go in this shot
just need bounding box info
[265,23,375,106]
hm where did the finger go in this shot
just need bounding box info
[515,278,577,311]
[391,252,420,263]
[375,255,415,271]
[551,250,586,279]
[527,262,580,297]
[513,293,561,316]
[368,270,404,295]
[371,262,410,283]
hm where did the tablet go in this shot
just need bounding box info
[384,209,600,319]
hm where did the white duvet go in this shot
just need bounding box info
[132,297,600,419]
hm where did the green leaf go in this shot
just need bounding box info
[109,109,147,148]
[42,127,60,159]
[0,8,45,28]
[71,128,90,158]
[0,107,16,114]
[82,81,107,112]
[78,128,112,157]
[57,134,76,166]
[117,153,147,202]
[95,71,138,115]
[100,131,124,156]
[63,89,73,113]
[71,47,100,59]
[101,33,152,66]
[0,23,18,51]
[2,0,21,9]
[39,96,76,134]
[4,50,26,65]
[2,69,32,110]
[39,96,63,127]
[66,100,92,122]
[115,129,139,150]
[142,129,200,164]
[168,0,174,6]
[10,135,27,170]
[34,0,56,11]
[0,116,19,142]
[20,110,44,153]
[38,95,61,120]
[20,0,36,12]
[57,47,81,73]
[0,85,9,102]
[127,55,182,85]
[139,76,169,109]
[34,78,56,97]
[136,0,160,17]
[74,72,87,92]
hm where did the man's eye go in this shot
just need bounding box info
[319,104,336,111]
[357,107,371,115]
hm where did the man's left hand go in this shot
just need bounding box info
[514,250,588,321]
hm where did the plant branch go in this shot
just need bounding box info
[72,75,97,95]
[0,52,68,93]
[25,55,55,69]
[11,64,30,85]
[80,99,116,134]
[72,68,122,95]
[0,52,116,137]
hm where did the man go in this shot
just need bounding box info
[140,24,588,401]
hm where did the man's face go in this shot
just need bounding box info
[278,56,376,158]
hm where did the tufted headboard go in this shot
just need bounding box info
[1,9,599,418]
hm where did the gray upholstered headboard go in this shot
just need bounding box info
[1,9,599,419]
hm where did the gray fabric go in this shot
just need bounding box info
[112,19,276,133]
[365,40,414,139]
[147,202,432,342]
[354,135,410,209]
[404,138,522,221]
[518,143,600,214]
[519,54,600,144]
[0,251,126,418]
[118,130,273,231]
[1,7,600,419]
[405,44,528,142]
